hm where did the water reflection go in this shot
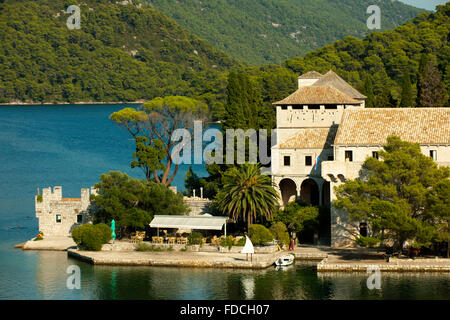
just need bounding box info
[241,276,255,299]
[3,250,450,300]
[317,271,450,300]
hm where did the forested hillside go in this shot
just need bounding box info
[1,0,448,114]
[217,3,450,130]
[0,0,238,107]
[147,0,425,65]
[280,2,449,108]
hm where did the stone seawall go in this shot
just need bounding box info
[293,252,328,260]
[21,236,76,251]
[67,249,282,269]
[317,258,450,272]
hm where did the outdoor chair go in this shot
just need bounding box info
[136,231,145,243]
[129,233,138,243]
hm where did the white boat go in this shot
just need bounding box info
[274,254,295,266]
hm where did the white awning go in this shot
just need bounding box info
[149,215,228,231]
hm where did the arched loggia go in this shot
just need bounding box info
[300,179,320,206]
[279,178,297,206]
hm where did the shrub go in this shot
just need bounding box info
[270,222,290,246]
[220,236,234,250]
[71,224,88,245]
[136,243,151,251]
[235,237,246,246]
[188,232,203,245]
[249,224,273,245]
[274,201,319,234]
[82,227,104,251]
[71,223,111,251]
[135,243,163,252]
[36,194,43,202]
[356,235,381,248]
[95,223,112,243]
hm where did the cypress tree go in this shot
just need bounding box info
[223,71,245,129]
[416,54,429,107]
[223,69,264,130]
[362,75,375,108]
[416,58,445,107]
[400,71,413,107]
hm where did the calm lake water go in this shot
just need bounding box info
[0,104,449,300]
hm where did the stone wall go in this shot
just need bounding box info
[35,186,95,236]
[330,207,359,248]
[170,186,213,216]
[272,147,333,177]
[276,105,346,132]
[184,197,213,216]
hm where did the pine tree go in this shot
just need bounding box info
[400,71,413,107]
[335,136,450,256]
[183,166,202,197]
[376,87,397,108]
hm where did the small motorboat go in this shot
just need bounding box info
[274,254,295,266]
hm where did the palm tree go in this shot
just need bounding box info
[215,164,279,231]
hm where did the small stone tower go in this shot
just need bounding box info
[35,186,94,236]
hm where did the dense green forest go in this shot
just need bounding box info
[0,0,448,112]
[218,2,449,127]
[279,2,450,107]
[147,0,425,65]
[0,0,238,107]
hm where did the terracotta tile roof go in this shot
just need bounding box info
[312,70,367,100]
[335,108,450,145]
[61,198,81,201]
[274,86,361,105]
[298,71,323,79]
[279,126,338,149]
